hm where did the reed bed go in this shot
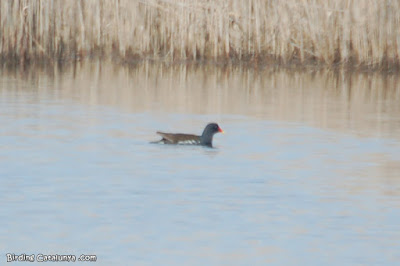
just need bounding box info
[1,0,400,69]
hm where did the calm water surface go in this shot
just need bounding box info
[1,62,400,265]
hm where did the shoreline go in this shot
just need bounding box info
[1,55,399,74]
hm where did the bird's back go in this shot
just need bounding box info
[156,132,200,145]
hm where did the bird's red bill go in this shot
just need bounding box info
[218,127,224,133]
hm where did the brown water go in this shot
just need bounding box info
[1,62,400,265]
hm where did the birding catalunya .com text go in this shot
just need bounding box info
[6,253,97,262]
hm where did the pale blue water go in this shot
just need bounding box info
[1,64,400,265]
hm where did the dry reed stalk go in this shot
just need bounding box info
[0,0,399,69]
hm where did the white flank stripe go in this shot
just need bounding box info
[178,140,199,145]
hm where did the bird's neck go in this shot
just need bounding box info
[200,133,213,146]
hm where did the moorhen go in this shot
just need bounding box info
[152,123,224,147]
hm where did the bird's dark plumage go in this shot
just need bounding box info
[152,123,224,147]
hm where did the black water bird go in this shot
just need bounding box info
[152,123,224,147]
